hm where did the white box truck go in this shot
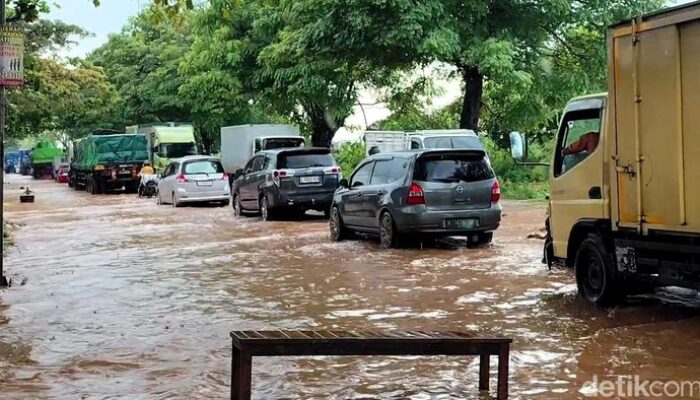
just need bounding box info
[220,124,304,176]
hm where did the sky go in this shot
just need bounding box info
[47,0,143,58]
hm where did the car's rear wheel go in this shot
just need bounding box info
[380,212,399,249]
[471,232,493,246]
[329,206,349,241]
[233,194,242,217]
[260,196,271,221]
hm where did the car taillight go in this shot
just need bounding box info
[491,181,501,202]
[176,173,187,183]
[272,170,288,185]
[330,167,341,174]
[407,182,425,205]
[221,173,228,181]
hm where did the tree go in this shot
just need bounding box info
[90,10,194,124]
[5,19,116,142]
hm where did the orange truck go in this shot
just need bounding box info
[511,2,700,305]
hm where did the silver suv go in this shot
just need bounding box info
[329,149,501,248]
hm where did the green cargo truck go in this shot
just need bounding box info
[69,130,148,194]
[30,140,63,179]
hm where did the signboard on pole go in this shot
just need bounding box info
[0,27,23,87]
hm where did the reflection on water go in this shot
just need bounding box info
[2,176,700,399]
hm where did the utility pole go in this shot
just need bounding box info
[0,1,8,288]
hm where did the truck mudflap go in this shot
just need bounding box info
[614,235,700,291]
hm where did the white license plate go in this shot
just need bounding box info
[299,176,321,184]
[197,180,213,187]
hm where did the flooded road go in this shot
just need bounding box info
[2,175,700,399]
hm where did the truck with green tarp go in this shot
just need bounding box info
[30,140,63,179]
[69,130,148,194]
[125,123,198,173]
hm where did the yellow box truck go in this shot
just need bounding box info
[510,2,700,305]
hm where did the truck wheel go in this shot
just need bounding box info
[329,206,349,241]
[87,177,97,195]
[575,233,623,306]
[379,211,399,249]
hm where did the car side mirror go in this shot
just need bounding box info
[235,168,244,178]
[338,178,348,188]
[509,131,527,161]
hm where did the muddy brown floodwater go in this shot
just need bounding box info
[2,175,700,399]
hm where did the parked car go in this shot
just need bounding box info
[231,148,341,220]
[55,164,70,183]
[156,156,230,207]
[329,149,501,248]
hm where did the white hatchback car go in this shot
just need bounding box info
[157,156,230,207]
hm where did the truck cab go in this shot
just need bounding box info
[127,124,198,173]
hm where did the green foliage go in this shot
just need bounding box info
[333,142,366,176]
[6,19,117,143]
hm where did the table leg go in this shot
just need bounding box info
[479,354,490,392]
[232,348,252,400]
[497,345,510,400]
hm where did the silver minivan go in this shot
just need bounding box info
[157,156,230,207]
[330,149,501,248]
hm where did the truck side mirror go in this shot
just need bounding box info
[509,131,527,161]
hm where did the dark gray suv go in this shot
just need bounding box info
[231,148,341,220]
[329,149,501,248]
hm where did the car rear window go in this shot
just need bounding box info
[184,160,224,174]
[277,152,335,169]
[414,153,494,183]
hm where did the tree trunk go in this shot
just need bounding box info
[305,102,339,148]
[459,66,484,131]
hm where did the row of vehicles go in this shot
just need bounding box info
[213,126,503,248]
[145,124,502,248]
[5,142,63,178]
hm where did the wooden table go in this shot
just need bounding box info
[230,330,512,399]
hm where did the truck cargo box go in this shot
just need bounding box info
[609,1,700,234]
[72,134,148,170]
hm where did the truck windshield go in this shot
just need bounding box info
[423,136,484,150]
[277,152,334,169]
[414,154,494,183]
[184,160,224,175]
[159,143,197,158]
[263,138,304,150]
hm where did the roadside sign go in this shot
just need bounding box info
[0,26,23,87]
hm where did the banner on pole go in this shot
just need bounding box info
[0,27,23,87]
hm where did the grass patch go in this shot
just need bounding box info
[501,180,549,200]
